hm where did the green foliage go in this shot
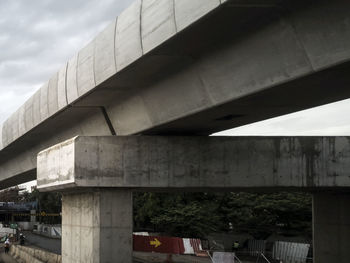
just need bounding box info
[22,187,62,224]
[134,192,224,238]
[220,192,312,239]
[134,192,312,239]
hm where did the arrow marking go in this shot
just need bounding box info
[150,238,161,248]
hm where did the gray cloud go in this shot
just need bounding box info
[0,0,133,123]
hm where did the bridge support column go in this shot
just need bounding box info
[61,189,133,263]
[313,193,350,263]
[37,136,350,262]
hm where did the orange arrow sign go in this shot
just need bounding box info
[150,238,161,248]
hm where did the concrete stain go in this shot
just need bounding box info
[272,138,283,185]
[299,137,321,187]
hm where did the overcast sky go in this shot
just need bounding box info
[0,0,134,124]
[1,0,350,137]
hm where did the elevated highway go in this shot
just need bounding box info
[1,0,350,262]
[2,0,350,187]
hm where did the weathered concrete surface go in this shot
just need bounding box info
[4,0,350,146]
[3,0,350,146]
[4,0,350,188]
[0,108,112,189]
[313,193,350,263]
[10,245,61,263]
[37,136,350,192]
[62,190,132,263]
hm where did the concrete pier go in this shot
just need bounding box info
[36,136,350,262]
[313,193,350,263]
[61,189,132,263]
[0,0,349,261]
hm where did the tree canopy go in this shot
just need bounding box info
[134,192,312,239]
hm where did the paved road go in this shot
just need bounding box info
[0,247,17,263]
[0,252,17,263]
[23,231,61,255]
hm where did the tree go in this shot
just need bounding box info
[22,187,62,224]
[0,186,23,202]
[134,191,312,239]
[134,192,224,238]
[216,192,311,239]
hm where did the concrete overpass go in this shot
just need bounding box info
[0,0,350,262]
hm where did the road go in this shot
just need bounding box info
[0,253,17,263]
[24,231,61,255]
[0,247,17,263]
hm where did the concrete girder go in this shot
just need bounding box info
[57,63,68,110]
[66,55,79,104]
[0,124,2,150]
[32,89,41,127]
[39,82,50,123]
[18,105,26,138]
[24,96,34,133]
[77,41,96,97]
[141,0,177,54]
[37,136,350,192]
[94,20,117,86]
[0,108,113,189]
[48,72,59,117]
[3,0,350,188]
[174,0,221,32]
[115,0,143,71]
[2,0,350,146]
[0,0,228,152]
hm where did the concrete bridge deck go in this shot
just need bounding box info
[2,0,350,188]
[1,0,350,262]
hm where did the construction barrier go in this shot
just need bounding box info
[133,235,184,254]
[33,224,61,239]
[133,235,203,255]
[212,252,235,263]
[183,238,203,254]
[10,245,61,263]
[247,239,266,256]
[272,241,310,263]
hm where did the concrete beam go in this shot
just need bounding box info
[37,136,350,192]
[0,108,113,189]
[4,0,350,188]
[5,0,350,149]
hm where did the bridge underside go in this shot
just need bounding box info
[1,1,350,260]
[37,136,350,263]
[2,0,350,188]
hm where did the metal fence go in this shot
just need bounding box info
[272,241,310,263]
[247,239,266,256]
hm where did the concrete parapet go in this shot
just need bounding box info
[10,244,61,263]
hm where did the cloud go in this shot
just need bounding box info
[0,0,133,123]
